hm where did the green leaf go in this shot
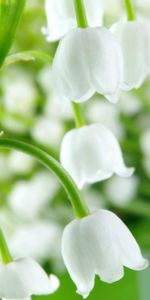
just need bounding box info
[3,50,53,68]
[0,0,26,67]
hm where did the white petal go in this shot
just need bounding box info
[111,21,150,90]
[49,274,60,293]
[0,258,58,298]
[52,28,123,103]
[62,209,148,297]
[84,0,104,27]
[109,212,149,270]
[89,28,123,102]
[42,0,76,42]
[62,219,95,298]
[62,210,124,296]
[60,123,133,189]
[105,176,138,206]
[43,0,104,42]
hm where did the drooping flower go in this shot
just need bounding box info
[111,20,150,90]
[0,257,59,299]
[60,123,134,189]
[62,209,148,298]
[42,0,104,42]
[52,27,123,103]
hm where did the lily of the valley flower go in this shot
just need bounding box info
[42,0,104,42]
[52,27,123,103]
[60,123,134,189]
[62,209,148,298]
[0,257,59,299]
[111,20,150,90]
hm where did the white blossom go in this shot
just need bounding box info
[0,257,59,298]
[105,176,138,206]
[42,0,104,42]
[8,172,59,220]
[60,123,134,189]
[8,151,34,175]
[10,221,62,263]
[52,27,123,103]
[31,116,64,147]
[111,20,150,90]
[3,74,36,116]
[86,97,123,138]
[62,209,148,298]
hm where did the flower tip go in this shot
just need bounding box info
[49,274,60,293]
[135,258,149,271]
[105,91,121,104]
[116,166,135,178]
[77,289,90,299]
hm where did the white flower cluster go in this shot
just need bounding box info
[0,1,149,300]
[43,0,149,297]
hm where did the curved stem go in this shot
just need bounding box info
[124,0,136,21]
[73,0,88,28]
[0,138,89,218]
[72,102,86,128]
[0,229,13,264]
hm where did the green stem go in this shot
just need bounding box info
[0,0,26,67]
[73,0,88,28]
[72,102,86,128]
[72,0,88,126]
[124,0,136,21]
[0,229,13,264]
[0,138,89,218]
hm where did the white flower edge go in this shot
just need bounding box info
[42,0,104,42]
[52,27,123,104]
[0,257,59,298]
[110,20,150,90]
[60,123,134,189]
[62,209,148,298]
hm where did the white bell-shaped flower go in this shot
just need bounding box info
[0,257,59,298]
[42,0,104,42]
[62,209,148,298]
[111,20,150,90]
[52,27,123,103]
[60,123,134,189]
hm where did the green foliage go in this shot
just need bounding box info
[0,0,26,66]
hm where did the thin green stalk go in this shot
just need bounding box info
[72,102,86,128]
[0,229,13,264]
[73,0,88,28]
[124,0,136,21]
[0,0,26,67]
[72,0,88,127]
[0,138,89,218]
